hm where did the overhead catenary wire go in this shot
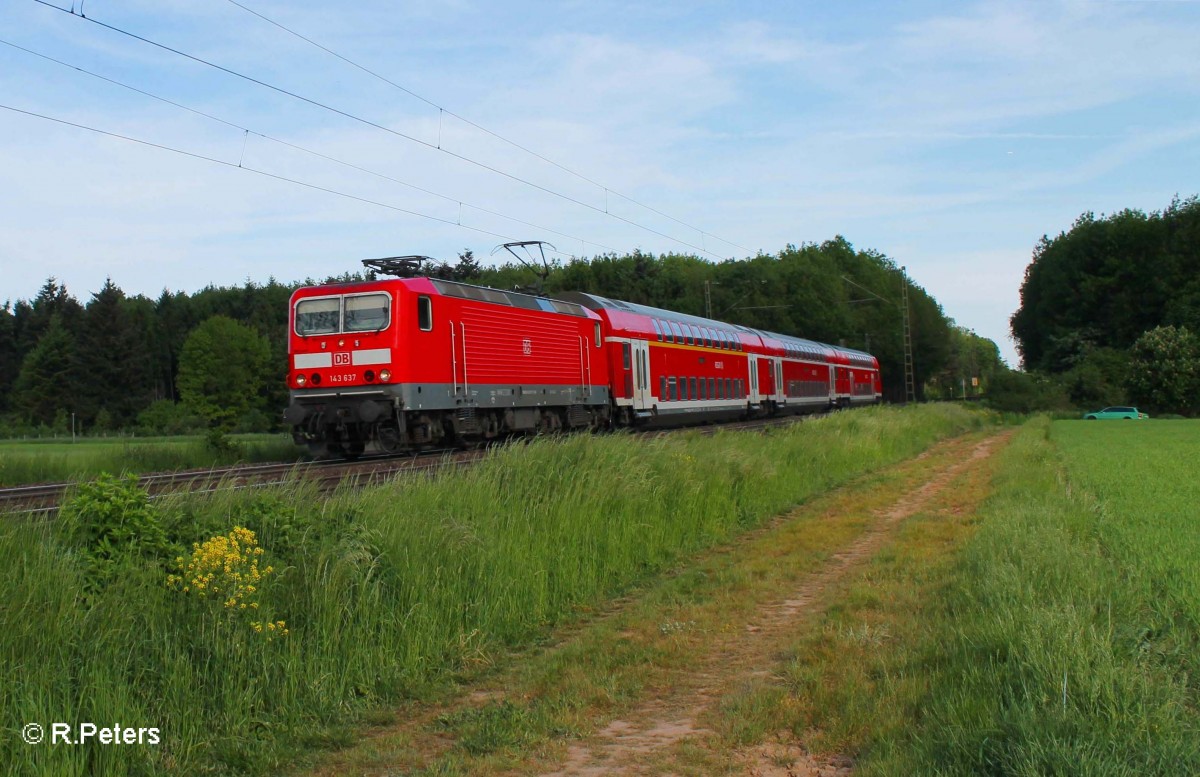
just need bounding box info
[0,102,560,250]
[224,0,753,255]
[29,0,736,261]
[0,37,619,254]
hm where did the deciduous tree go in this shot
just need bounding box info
[1126,325,1199,415]
[177,316,272,431]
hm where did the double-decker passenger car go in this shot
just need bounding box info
[284,263,882,456]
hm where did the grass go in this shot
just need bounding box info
[761,418,1200,775]
[0,404,990,776]
[302,419,1006,776]
[0,434,300,486]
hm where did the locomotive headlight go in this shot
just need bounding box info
[295,374,306,386]
[379,369,391,382]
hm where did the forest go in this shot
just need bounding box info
[1010,195,1200,414]
[0,238,1004,437]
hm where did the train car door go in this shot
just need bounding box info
[772,358,784,404]
[632,339,652,410]
[747,354,760,404]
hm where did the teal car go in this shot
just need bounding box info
[1083,406,1149,420]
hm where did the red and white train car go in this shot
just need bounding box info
[284,274,882,456]
[553,293,881,426]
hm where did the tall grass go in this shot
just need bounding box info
[0,405,990,776]
[859,419,1200,775]
[0,435,300,486]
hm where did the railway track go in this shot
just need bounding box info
[0,413,819,517]
[0,450,477,517]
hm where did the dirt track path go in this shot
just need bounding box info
[542,431,1011,777]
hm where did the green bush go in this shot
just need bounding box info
[58,473,173,587]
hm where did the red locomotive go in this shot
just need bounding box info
[283,256,882,457]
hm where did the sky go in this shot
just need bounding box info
[2,0,1199,367]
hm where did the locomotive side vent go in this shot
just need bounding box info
[456,406,482,434]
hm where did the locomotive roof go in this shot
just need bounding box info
[428,279,596,319]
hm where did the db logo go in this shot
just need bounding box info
[522,339,532,356]
[333,352,351,366]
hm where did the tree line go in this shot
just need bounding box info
[0,239,1005,438]
[1010,195,1200,415]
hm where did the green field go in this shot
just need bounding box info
[0,434,300,486]
[9,412,1197,776]
[782,419,1200,775]
[0,404,990,776]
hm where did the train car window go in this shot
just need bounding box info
[622,343,631,370]
[344,293,390,332]
[669,321,683,343]
[660,376,666,401]
[716,378,723,399]
[417,295,433,331]
[688,377,696,400]
[708,377,715,399]
[668,377,677,401]
[682,324,693,346]
[595,322,601,347]
[677,375,686,400]
[651,319,663,341]
[699,378,706,400]
[702,328,712,348]
[295,296,340,336]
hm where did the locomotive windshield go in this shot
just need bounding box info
[295,297,339,335]
[344,294,390,332]
[295,293,391,336]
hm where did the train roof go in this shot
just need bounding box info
[427,279,597,320]
[553,291,753,333]
[554,291,879,364]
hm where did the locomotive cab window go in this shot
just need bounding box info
[417,295,433,331]
[595,322,601,347]
[295,297,340,336]
[344,293,390,332]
